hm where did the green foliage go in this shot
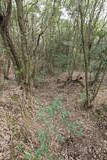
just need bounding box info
[20,98,84,160]
[35,130,49,159]
[37,98,84,135]
[46,99,62,117]
[54,54,69,72]
[67,121,83,136]
[24,151,32,160]
[57,134,66,144]
[37,98,62,121]
[16,143,25,153]
[16,144,33,160]
[61,110,70,122]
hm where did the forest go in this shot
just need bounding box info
[0,0,107,159]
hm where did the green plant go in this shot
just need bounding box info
[35,130,49,159]
[24,151,32,160]
[16,143,25,153]
[21,98,84,160]
[45,99,62,117]
[67,121,84,136]
[61,110,71,122]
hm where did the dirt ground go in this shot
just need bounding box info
[0,73,107,160]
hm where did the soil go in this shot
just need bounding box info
[0,73,107,160]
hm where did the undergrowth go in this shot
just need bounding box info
[7,95,84,160]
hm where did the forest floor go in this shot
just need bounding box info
[0,72,107,160]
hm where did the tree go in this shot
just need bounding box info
[0,0,56,91]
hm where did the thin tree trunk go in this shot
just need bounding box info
[79,4,89,108]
